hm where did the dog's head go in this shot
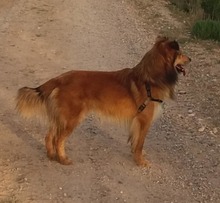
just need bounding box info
[135,36,191,88]
[154,36,191,77]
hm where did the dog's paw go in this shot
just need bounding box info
[47,152,57,161]
[137,159,150,167]
[134,154,150,167]
[58,157,73,165]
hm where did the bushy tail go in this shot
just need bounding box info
[16,87,47,121]
[16,86,65,132]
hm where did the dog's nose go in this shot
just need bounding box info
[189,57,192,62]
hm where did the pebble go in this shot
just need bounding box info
[213,128,218,134]
[198,126,205,132]
[210,131,217,137]
[188,113,195,117]
[179,90,186,94]
[188,110,193,113]
[178,114,183,119]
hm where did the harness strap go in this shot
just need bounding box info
[145,83,163,103]
[137,83,163,113]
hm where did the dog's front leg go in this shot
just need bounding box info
[129,114,152,167]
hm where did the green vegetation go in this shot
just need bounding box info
[170,0,220,41]
[192,20,220,41]
[201,0,220,20]
[169,0,201,12]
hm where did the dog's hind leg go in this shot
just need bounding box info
[129,114,152,167]
[55,108,86,165]
[55,127,75,165]
[45,127,58,161]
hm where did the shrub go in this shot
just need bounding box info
[201,0,220,20]
[170,0,190,12]
[170,0,220,20]
[170,0,220,42]
[170,0,202,12]
[192,20,220,41]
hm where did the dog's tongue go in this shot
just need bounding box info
[176,65,186,76]
[182,69,186,76]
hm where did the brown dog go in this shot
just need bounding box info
[16,37,191,166]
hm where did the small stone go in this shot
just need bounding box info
[178,114,183,119]
[188,113,195,117]
[213,128,218,134]
[210,131,217,137]
[179,90,186,94]
[198,126,205,132]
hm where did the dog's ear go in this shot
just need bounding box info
[168,40,179,51]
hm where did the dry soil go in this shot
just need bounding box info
[0,0,220,202]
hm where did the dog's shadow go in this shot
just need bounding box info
[2,98,128,164]
[0,94,45,155]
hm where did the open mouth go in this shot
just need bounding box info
[175,64,186,76]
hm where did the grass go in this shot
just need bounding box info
[169,0,220,42]
[192,20,220,42]
[169,0,202,13]
[201,0,220,20]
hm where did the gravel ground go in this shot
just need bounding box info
[0,0,219,202]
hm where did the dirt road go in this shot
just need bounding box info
[0,0,220,202]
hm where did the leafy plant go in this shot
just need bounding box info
[201,0,220,20]
[170,0,202,12]
[192,20,220,41]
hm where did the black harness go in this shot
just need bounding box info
[138,83,163,113]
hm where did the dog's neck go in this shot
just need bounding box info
[145,82,163,103]
[130,64,176,100]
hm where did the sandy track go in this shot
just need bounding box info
[0,0,219,202]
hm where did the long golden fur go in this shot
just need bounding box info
[16,37,191,166]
